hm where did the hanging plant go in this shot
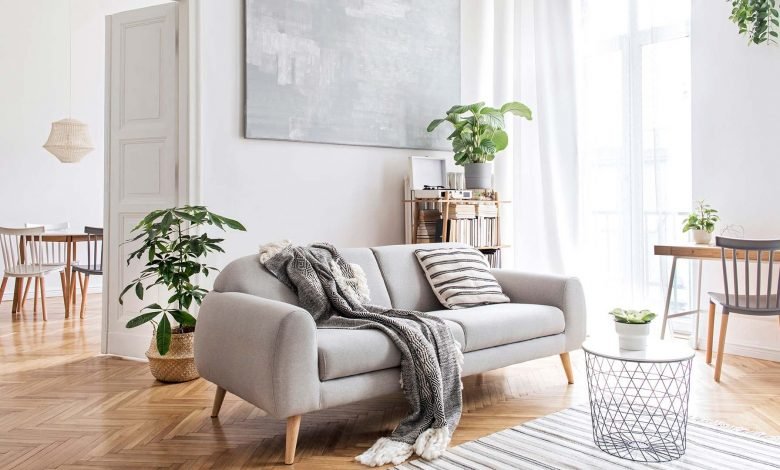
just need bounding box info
[728,0,780,45]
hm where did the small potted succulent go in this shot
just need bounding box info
[609,308,657,351]
[120,206,246,382]
[682,200,720,244]
[427,101,532,189]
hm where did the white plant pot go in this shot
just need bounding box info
[614,321,651,351]
[692,229,713,245]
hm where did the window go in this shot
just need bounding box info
[577,0,692,331]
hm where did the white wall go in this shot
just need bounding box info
[692,0,780,360]
[198,1,458,271]
[0,0,166,299]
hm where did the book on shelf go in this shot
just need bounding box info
[448,204,476,219]
[416,209,442,243]
[445,217,498,247]
[481,248,501,268]
[476,204,498,217]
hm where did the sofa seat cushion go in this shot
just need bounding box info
[316,320,465,381]
[429,303,565,352]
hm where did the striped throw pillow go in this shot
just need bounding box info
[414,247,510,309]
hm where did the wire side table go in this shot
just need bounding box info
[583,339,694,462]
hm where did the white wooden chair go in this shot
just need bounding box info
[0,227,66,320]
[18,222,70,310]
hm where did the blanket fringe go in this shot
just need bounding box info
[413,427,450,460]
[354,437,413,467]
[258,240,291,264]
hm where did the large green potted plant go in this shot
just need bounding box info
[119,206,246,382]
[682,200,720,245]
[427,101,532,189]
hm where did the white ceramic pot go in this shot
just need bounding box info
[692,229,713,245]
[614,321,651,350]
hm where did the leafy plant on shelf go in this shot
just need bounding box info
[119,206,246,355]
[682,200,720,234]
[426,101,532,165]
[609,308,657,324]
[728,0,780,45]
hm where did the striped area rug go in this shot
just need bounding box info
[394,406,780,469]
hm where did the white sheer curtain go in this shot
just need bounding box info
[463,0,693,330]
[576,0,692,330]
[461,0,580,275]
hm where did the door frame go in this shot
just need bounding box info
[101,0,202,356]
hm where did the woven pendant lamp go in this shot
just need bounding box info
[44,118,94,163]
[44,0,93,163]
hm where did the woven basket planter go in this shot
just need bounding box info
[145,331,199,383]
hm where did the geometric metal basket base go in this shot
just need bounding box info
[585,351,693,462]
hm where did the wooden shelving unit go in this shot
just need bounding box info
[404,191,510,267]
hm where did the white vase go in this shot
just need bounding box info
[692,229,712,245]
[614,321,651,350]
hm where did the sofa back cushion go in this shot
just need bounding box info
[213,248,392,308]
[371,243,469,312]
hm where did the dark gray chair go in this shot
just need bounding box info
[71,227,103,318]
[707,236,780,382]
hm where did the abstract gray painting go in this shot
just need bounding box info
[244,0,460,150]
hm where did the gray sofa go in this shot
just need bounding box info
[194,243,587,464]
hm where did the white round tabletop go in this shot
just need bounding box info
[582,337,695,363]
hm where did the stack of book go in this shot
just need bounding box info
[476,204,498,218]
[416,209,442,243]
[448,204,476,219]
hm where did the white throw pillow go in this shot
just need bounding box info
[414,247,510,309]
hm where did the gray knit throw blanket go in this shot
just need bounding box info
[260,242,463,467]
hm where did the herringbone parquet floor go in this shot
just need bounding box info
[1,294,779,469]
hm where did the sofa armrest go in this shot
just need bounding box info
[492,270,587,351]
[195,292,319,418]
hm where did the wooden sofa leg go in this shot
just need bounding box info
[559,352,574,384]
[211,386,227,418]
[285,415,302,465]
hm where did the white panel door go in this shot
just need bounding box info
[103,2,184,357]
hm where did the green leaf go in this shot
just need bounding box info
[126,310,162,328]
[135,282,144,300]
[467,102,485,114]
[427,119,446,132]
[170,310,197,326]
[460,127,474,143]
[500,101,533,120]
[218,216,246,231]
[479,108,505,129]
[479,139,497,155]
[156,314,172,355]
[492,129,509,151]
[446,104,469,114]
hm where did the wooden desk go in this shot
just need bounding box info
[654,243,780,261]
[654,242,780,349]
[11,232,91,317]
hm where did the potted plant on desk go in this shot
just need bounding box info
[683,200,719,244]
[610,308,657,351]
[119,206,246,382]
[426,101,532,189]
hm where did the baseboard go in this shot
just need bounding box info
[2,284,102,301]
[723,342,780,362]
